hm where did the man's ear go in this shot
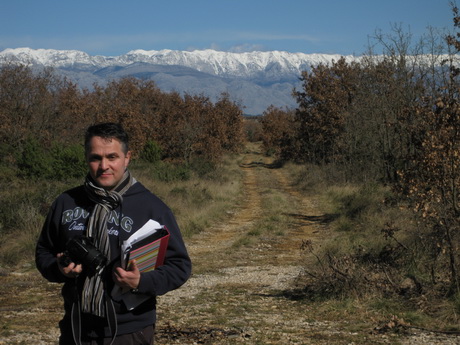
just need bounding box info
[125,151,132,167]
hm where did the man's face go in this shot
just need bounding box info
[86,136,131,190]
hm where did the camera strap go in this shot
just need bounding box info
[71,278,118,345]
[70,278,82,345]
[71,282,82,345]
[105,291,118,345]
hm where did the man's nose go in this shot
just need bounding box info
[100,158,108,170]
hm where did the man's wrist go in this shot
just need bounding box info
[130,276,141,293]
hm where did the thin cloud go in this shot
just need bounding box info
[228,44,268,53]
[0,30,323,55]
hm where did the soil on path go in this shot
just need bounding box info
[155,143,460,345]
[0,143,458,344]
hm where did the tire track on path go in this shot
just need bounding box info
[182,146,264,267]
[158,143,323,308]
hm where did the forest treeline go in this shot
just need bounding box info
[261,5,460,302]
[0,66,245,181]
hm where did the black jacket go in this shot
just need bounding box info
[35,180,192,337]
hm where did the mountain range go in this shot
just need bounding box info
[0,48,360,115]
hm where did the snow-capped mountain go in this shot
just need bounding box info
[0,48,359,115]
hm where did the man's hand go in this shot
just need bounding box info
[113,260,141,290]
[57,253,82,278]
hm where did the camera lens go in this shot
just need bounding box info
[66,236,107,275]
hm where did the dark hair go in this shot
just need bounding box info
[84,123,129,155]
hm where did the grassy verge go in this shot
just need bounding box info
[130,155,244,238]
[287,162,460,333]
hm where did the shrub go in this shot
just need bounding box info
[51,143,86,180]
[17,139,87,181]
[140,140,162,164]
[17,137,53,179]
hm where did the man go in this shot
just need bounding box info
[36,123,191,345]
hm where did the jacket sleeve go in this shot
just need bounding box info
[135,208,192,296]
[35,199,67,283]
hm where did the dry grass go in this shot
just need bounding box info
[1,144,460,344]
[132,156,244,238]
[291,170,460,331]
[0,154,243,268]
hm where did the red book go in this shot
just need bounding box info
[126,227,169,272]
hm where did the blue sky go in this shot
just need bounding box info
[0,0,454,56]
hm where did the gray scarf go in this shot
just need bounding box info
[82,170,135,317]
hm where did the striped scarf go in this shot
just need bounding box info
[82,170,135,317]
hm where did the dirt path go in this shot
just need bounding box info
[155,143,459,345]
[1,143,458,344]
[155,143,325,343]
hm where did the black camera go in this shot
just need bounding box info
[60,236,107,276]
